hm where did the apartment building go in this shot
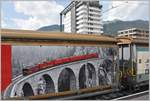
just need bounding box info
[60,0,103,34]
[118,28,149,39]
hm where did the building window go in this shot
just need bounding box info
[139,59,142,63]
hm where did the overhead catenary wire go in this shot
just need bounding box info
[101,1,148,16]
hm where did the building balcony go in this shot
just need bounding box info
[76,28,87,33]
[89,25,103,29]
[89,15,101,20]
[89,6,101,12]
[76,10,87,16]
[76,19,102,26]
[76,14,101,21]
[89,11,101,16]
[89,29,102,33]
[76,5,87,12]
[76,14,88,20]
[76,24,87,29]
[76,9,101,17]
[88,20,101,24]
[76,19,87,24]
[76,28,102,34]
[77,23,102,29]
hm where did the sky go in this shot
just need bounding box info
[1,0,149,30]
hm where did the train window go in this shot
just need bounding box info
[145,69,149,74]
[139,59,142,64]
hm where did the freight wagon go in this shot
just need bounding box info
[117,37,149,90]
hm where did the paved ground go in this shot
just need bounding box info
[118,91,149,100]
[130,93,149,100]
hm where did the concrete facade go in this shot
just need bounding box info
[62,1,103,34]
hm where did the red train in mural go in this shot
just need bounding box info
[22,53,99,76]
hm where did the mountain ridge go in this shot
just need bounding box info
[37,20,149,36]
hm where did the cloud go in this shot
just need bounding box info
[104,1,149,21]
[13,1,64,30]
[1,11,9,28]
[1,12,6,28]
[1,20,7,28]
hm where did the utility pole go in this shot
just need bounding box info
[60,13,62,32]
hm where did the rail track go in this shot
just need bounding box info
[6,84,148,100]
[4,70,148,100]
[112,90,149,100]
[3,72,148,101]
[74,85,149,100]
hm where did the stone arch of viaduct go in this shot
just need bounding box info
[13,58,114,97]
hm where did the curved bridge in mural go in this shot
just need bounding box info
[4,57,114,98]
